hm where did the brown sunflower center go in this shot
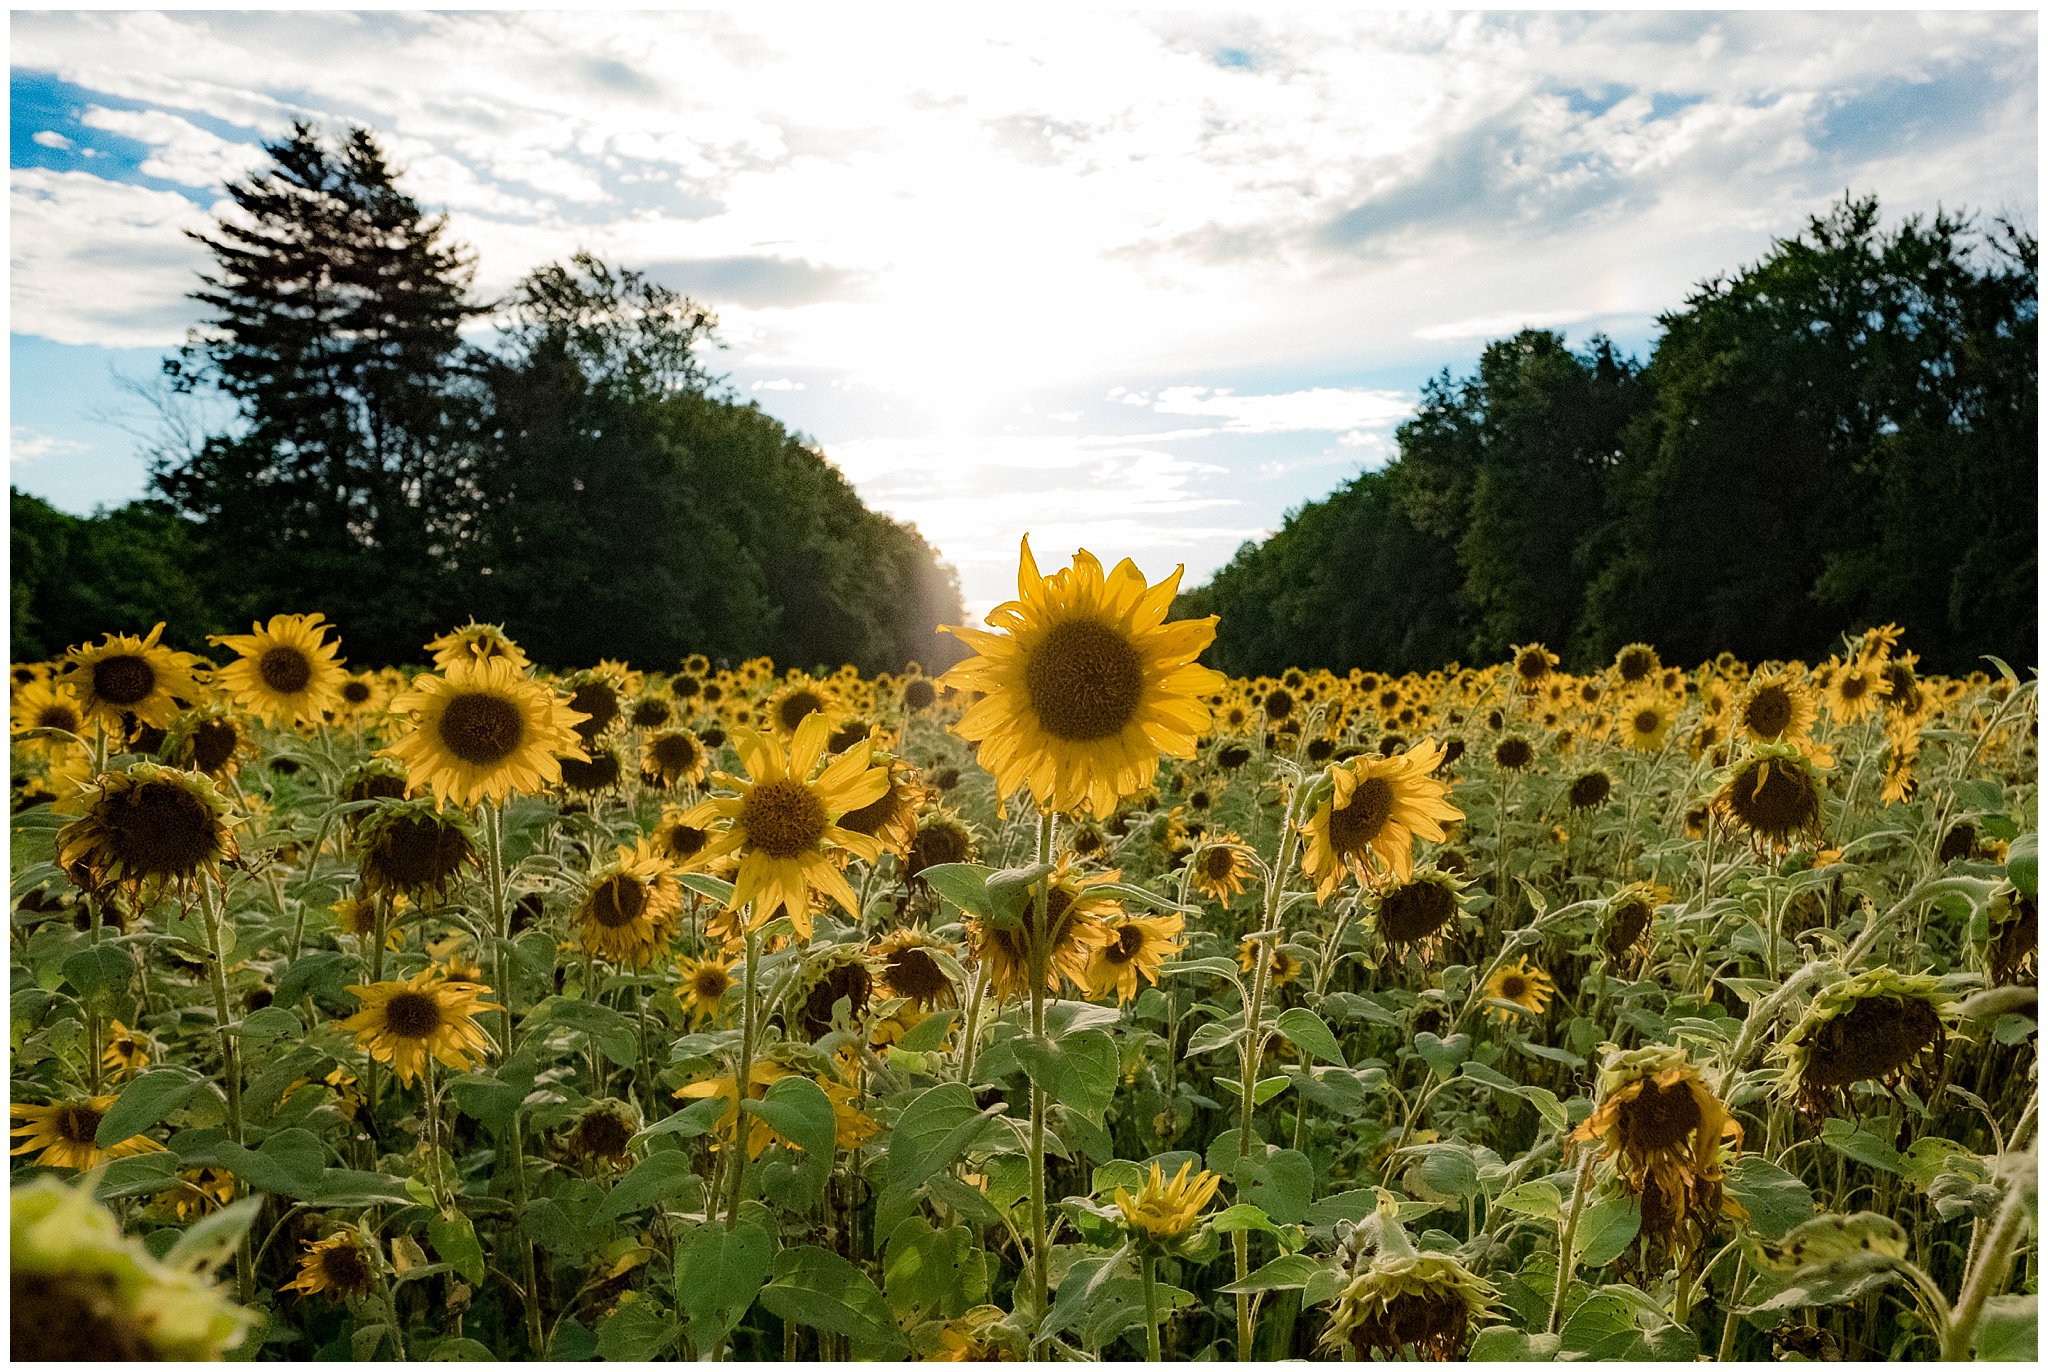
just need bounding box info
[1264,689,1295,721]
[884,946,949,1003]
[908,820,972,874]
[1839,672,1868,700]
[382,990,443,1039]
[437,692,525,765]
[1726,758,1821,840]
[664,823,710,862]
[318,1241,374,1294]
[1605,899,1653,959]
[1493,738,1532,770]
[570,1108,635,1159]
[1498,975,1528,1001]
[590,875,647,929]
[631,698,672,728]
[105,778,220,878]
[35,703,81,733]
[742,778,828,858]
[558,750,622,793]
[1515,650,1550,682]
[692,968,732,999]
[1617,648,1654,682]
[1378,879,1457,945]
[1105,923,1147,964]
[56,1103,104,1144]
[1633,709,1661,736]
[1568,771,1612,810]
[800,962,873,1038]
[190,720,241,774]
[569,682,620,741]
[342,680,373,704]
[650,733,701,777]
[1744,685,1793,738]
[1202,847,1237,880]
[1617,1076,1704,1152]
[777,690,825,733]
[257,646,314,695]
[92,655,156,707]
[904,679,937,711]
[1329,775,1395,856]
[1351,1286,1471,1360]
[11,1272,157,1360]
[1024,617,1146,742]
[365,815,472,893]
[1800,995,1941,1089]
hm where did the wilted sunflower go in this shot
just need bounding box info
[1565,769,1612,812]
[906,810,977,879]
[10,678,85,754]
[640,728,709,788]
[58,763,235,899]
[160,705,254,779]
[13,1176,252,1359]
[938,536,1224,818]
[1618,696,1675,752]
[282,1231,378,1303]
[1323,1245,1494,1362]
[572,838,684,967]
[11,1096,169,1170]
[101,1020,150,1078]
[355,800,476,902]
[1374,870,1462,962]
[1570,1045,1742,1269]
[1085,911,1186,1004]
[383,656,589,808]
[792,943,878,1039]
[1238,936,1302,986]
[1612,642,1661,687]
[674,952,737,1025]
[1985,884,2037,987]
[1491,735,1535,771]
[209,612,347,726]
[425,620,531,674]
[1190,836,1256,902]
[871,926,959,1009]
[1714,744,1825,849]
[338,969,498,1086]
[1601,883,1666,965]
[1299,740,1463,900]
[833,755,927,861]
[56,624,208,732]
[676,713,890,939]
[1115,1159,1221,1241]
[561,1099,640,1170]
[969,856,1117,1001]
[1776,967,1954,1118]
[1483,957,1556,1020]
[556,743,624,794]
[562,670,625,747]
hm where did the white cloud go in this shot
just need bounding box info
[9,168,215,347]
[1415,309,1594,342]
[32,130,73,150]
[80,106,267,188]
[1143,385,1413,435]
[749,378,805,391]
[11,427,90,467]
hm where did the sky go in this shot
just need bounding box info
[8,9,2038,618]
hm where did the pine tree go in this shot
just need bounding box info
[154,122,481,663]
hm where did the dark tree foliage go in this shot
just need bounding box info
[10,491,217,662]
[1184,195,2038,677]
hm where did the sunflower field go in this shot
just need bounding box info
[8,538,2038,1363]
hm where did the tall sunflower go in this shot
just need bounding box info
[674,713,891,940]
[1299,740,1463,900]
[11,1097,169,1171]
[58,764,236,900]
[424,621,531,674]
[938,537,1224,818]
[337,969,498,1086]
[1084,910,1185,1004]
[56,624,208,731]
[970,856,1117,1001]
[572,838,684,967]
[1570,1045,1742,1269]
[209,613,347,726]
[1735,669,1819,748]
[640,728,710,788]
[1617,695,1676,752]
[382,656,589,808]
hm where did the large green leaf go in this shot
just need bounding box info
[1011,1029,1117,1114]
[598,1150,699,1221]
[673,1212,775,1353]
[95,1068,202,1147]
[1276,1008,1345,1067]
[595,1299,679,1360]
[1235,1146,1314,1225]
[760,1244,909,1358]
[1572,1193,1641,1267]
[429,1211,487,1286]
[1724,1155,1815,1240]
[525,996,639,1067]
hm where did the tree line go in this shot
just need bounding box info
[1178,195,2038,679]
[13,123,964,672]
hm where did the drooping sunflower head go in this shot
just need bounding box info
[938,537,1225,818]
[1114,1159,1221,1243]
[1985,884,2038,988]
[969,856,1118,1002]
[1714,744,1825,849]
[573,838,684,968]
[1775,967,1955,1118]
[1566,769,1613,812]
[355,799,477,902]
[425,620,531,675]
[58,763,235,899]
[560,1099,641,1171]
[56,624,208,731]
[906,808,978,880]
[1601,882,1666,964]
[628,692,674,730]
[871,926,960,1009]
[282,1230,379,1303]
[1612,642,1661,687]
[640,728,709,789]
[382,655,589,808]
[1191,835,1256,902]
[1736,669,1818,746]
[208,613,347,726]
[833,755,927,861]
[1491,736,1535,771]
[791,943,878,1040]
[1299,740,1464,901]
[1483,956,1556,1020]
[561,670,626,746]
[160,704,254,779]
[1322,1250,1495,1362]
[674,952,738,1025]
[1571,1044,1742,1268]
[1374,869,1463,960]
[338,968,499,1087]
[1085,910,1187,1004]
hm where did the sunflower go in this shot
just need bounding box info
[160,705,255,779]
[1735,669,1819,749]
[871,926,959,1009]
[208,613,347,726]
[792,944,878,1039]
[1483,957,1555,1020]
[906,810,977,879]
[338,969,498,1087]
[938,537,1224,818]
[1879,740,1920,806]
[10,678,85,754]
[11,1097,169,1170]
[425,620,531,674]
[1824,657,1880,723]
[58,763,236,900]
[1190,835,1257,902]
[355,800,476,902]
[572,838,685,967]
[382,655,589,807]
[641,728,710,788]
[766,674,842,740]
[1612,642,1661,687]
[1714,744,1825,849]
[155,1166,237,1223]
[1601,882,1666,965]
[101,1020,150,1079]
[834,755,927,861]
[1374,870,1462,961]
[1775,967,1954,1119]
[1322,1248,1494,1362]
[1985,884,2037,988]
[332,672,386,722]
[1570,1045,1742,1269]
[1617,695,1675,752]
[1299,740,1463,900]
[628,691,674,730]
[1565,769,1612,812]
[1115,1159,1221,1241]
[562,670,625,746]
[969,856,1117,1002]
[674,713,891,940]
[557,744,625,795]
[674,1058,873,1158]
[652,806,722,872]
[1510,642,1558,689]
[55,625,209,732]
[1238,936,1301,986]
[282,1231,379,1302]
[674,952,737,1025]
[1085,911,1186,1004]
[561,1100,640,1171]
[13,1176,252,1359]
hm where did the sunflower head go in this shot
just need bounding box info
[1510,643,1558,689]
[1299,740,1463,901]
[1483,957,1556,1020]
[11,1095,168,1172]
[938,537,1225,818]
[1571,1044,1742,1270]
[907,809,977,879]
[558,744,625,795]
[1566,769,1613,812]
[338,969,499,1086]
[10,678,86,756]
[674,952,738,1025]
[1374,869,1463,960]
[56,624,208,731]
[969,857,1118,1002]
[1114,1159,1221,1246]
[834,756,927,860]
[1085,910,1187,1004]
[1736,669,1818,746]
[871,926,959,1009]
[355,799,477,902]
[1601,882,1666,964]
[282,1230,379,1303]
[58,763,235,900]
[425,620,531,674]
[382,656,589,808]
[208,613,347,726]
[628,692,675,730]
[791,943,879,1040]
[159,704,254,779]
[653,806,721,872]
[1985,884,2038,987]
[1191,835,1256,902]
[561,1099,641,1171]
[1491,736,1534,771]
[1322,1250,1495,1362]
[641,728,710,788]
[768,675,841,740]
[1612,642,1661,686]
[1618,695,1675,752]
[1775,967,1955,1118]
[1714,744,1825,850]
[573,838,684,968]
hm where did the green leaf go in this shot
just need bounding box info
[677,872,735,903]
[445,1073,524,1135]
[594,1299,679,1361]
[230,1005,303,1043]
[2007,831,2037,897]
[1211,1202,1284,1236]
[1899,1136,1976,1191]
[426,1337,497,1361]
[742,1075,835,1157]
[1820,1117,1904,1174]
[598,1150,697,1221]
[916,862,1003,918]
[1235,1147,1314,1225]
[1220,1253,1324,1294]
[898,1008,956,1052]
[1494,1181,1564,1222]
[1761,1212,1909,1272]
[1413,1031,1470,1078]
[214,1128,326,1199]
[882,1218,984,1324]
[96,1068,202,1146]
[639,1094,729,1143]
[760,1244,910,1358]
[674,1212,775,1353]
[1724,1155,1814,1240]
[1276,1008,1346,1066]
[91,1150,180,1200]
[429,1211,487,1286]
[1410,1143,1481,1200]
[1460,1061,1568,1131]
[1470,1326,1563,1360]
[1011,1028,1116,1114]
[1573,1193,1642,1267]
[163,1195,263,1274]
[883,1084,996,1199]
[1558,1290,1636,1355]
[1976,1293,2037,1361]
[1184,1017,1246,1056]
[312,1169,418,1207]
[62,943,134,1000]
[526,996,639,1067]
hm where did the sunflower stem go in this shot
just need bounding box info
[198,881,244,1146]
[482,800,546,1358]
[724,917,762,1231]
[1027,808,1055,1351]
[1141,1251,1164,1361]
[1943,1160,2032,1362]
[1548,1150,1596,1335]
[958,965,990,1085]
